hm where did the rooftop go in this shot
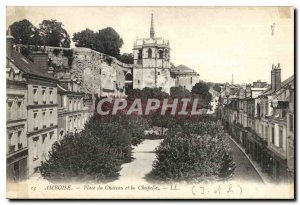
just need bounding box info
[7,50,57,81]
[171,64,199,75]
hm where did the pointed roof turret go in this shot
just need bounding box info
[150,11,155,38]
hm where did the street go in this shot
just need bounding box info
[225,135,264,183]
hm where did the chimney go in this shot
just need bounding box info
[6,27,14,59]
[271,63,281,91]
[246,84,252,98]
[32,52,49,72]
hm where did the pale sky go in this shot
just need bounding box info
[7,7,294,84]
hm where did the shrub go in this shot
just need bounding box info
[53,48,61,56]
[105,56,113,65]
[62,49,73,57]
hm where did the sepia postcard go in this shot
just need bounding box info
[6,6,294,199]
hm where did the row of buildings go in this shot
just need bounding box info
[6,31,93,181]
[217,64,294,182]
[6,13,201,181]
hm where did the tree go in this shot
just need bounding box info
[213,83,222,93]
[149,118,236,182]
[73,27,123,58]
[10,19,42,45]
[126,87,169,102]
[39,114,148,182]
[39,20,70,47]
[118,53,134,64]
[72,28,95,48]
[95,27,123,57]
[170,86,191,98]
[191,81,212,107]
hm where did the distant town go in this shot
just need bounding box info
[6,11,294,190]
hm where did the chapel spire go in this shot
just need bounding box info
[150,11,155,38]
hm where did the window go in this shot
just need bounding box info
[49,90,53,104]
[42,112,46,128]
[17,101,22,119]
[279,126,283,148]
[42,134,47,143]
[190,77,193,84]
[17,131,21,143]
[34,113,38,130]
[138,50,142,59]
[69,100,72,111]
[7,102,13,120]
[157,72,160,76]
[42,89,46,104]
[159,50,163,59]
[69,117,72,131]
[50,110,53,126]
[33,137,39,160]
[59,130,64,140]
[33,88,38,104]
[8,133,13,150]
[50,132,54,140]
[271,127,275,144]
[256,103,260,116]
[74,117,77,130]
[138,80,140,84]
[289,114,294,132]
[282,110,286,118]
[147,48,152,58]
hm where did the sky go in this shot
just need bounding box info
[6,6,294,84]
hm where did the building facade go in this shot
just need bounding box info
[6,33,28,181]
[171,64,200,91]
[218,63,294,183]
[57,76,92,140]
[6,31,59,179]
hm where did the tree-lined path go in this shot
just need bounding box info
[113,136,264,184]
[114,139,163,183]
